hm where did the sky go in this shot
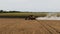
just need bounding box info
[0,0,60,12]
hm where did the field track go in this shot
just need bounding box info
[0,18,60,34]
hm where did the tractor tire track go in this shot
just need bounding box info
[36,20,59,34]
[35,20,53,34]
[25,20,51,34]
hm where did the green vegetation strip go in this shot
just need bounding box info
[0,13,47,16]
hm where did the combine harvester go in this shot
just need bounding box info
[36,13,60,20]
[25,15,36,20]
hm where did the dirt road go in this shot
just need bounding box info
[0,18,60,34]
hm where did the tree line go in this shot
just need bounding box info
[0,10,22,13]
[0,10,34,13]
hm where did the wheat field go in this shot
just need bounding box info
[0,18,60,34]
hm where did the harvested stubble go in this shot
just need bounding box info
[0,18,60,34]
